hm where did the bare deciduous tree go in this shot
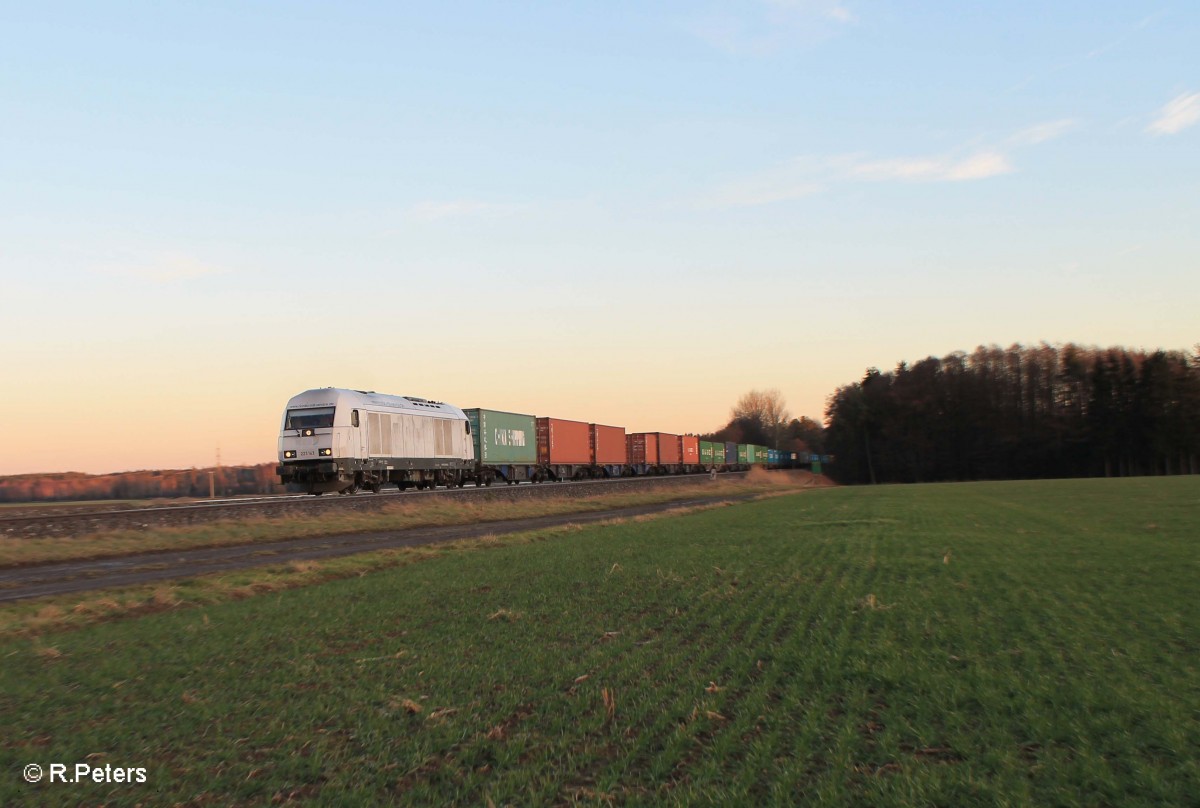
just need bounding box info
[732,389,791,448]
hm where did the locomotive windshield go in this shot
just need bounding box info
[285,407,336,430]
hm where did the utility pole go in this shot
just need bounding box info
[215,445,222,498]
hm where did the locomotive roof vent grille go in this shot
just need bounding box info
[400,396,447,409]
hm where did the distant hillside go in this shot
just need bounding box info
[0,464,283,503]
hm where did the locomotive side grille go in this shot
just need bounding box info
[368,412,382,455]
[358,409,465,458]
[402,414,416,454]
[434,418,447,456]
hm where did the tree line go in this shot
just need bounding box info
[0,464,283,503]
[824,343,1200,484]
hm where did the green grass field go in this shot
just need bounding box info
[2,478,1197,806]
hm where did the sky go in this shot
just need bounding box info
[2,1,1197,475]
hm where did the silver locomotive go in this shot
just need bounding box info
[277,388,475,495]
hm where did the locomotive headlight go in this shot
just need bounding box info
[320,448,332,456]
[284,450,296,459]
[303,428,314,437]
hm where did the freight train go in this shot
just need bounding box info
[276,387,797,495]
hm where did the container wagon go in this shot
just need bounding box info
[679,435,701,472]
[463,408,542,484]
[627,433,659,475]
[656,432,681,473]
[536,417,592,480]
[589,424,627,478]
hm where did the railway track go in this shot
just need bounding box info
[0,473,747,539]
[0,492,758,602]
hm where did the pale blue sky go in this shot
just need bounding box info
[2,2,1197,473]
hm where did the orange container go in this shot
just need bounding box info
[679,435,699,465]
[656,433,681,464]
[589,424,627,464]
[626,433,659,465]
[536,417,591,464]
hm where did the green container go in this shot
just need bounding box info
[464,409,537,464]
[737,444,751,464]
[699,441,715,464]
[755,446,769,464]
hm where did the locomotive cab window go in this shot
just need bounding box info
[285,407,335,430]
[465,421,471,435]
[351,409,359,428]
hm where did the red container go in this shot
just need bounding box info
[537,417,591,464]
[589,424,627,464]
[679,435,699,465]
[626,433,659,465]
[656,433,681,464]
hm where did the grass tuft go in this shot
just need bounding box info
[392,698,423,715]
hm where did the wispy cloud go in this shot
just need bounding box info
[699,119,1069,209]
[405,200,522,222]
[1146,91,1200,135]
[851,151,1012,182]
[94,252,227,283]
[1009,118,1076,146]
[686,0,855,57]
[696,158,825,209]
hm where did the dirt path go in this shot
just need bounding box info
[0,494,761,603]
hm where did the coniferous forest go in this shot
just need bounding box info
[824,343,1200,484]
